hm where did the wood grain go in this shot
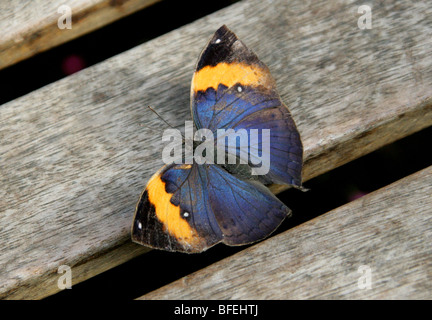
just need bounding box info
[141,166,432,299]
[0,0,161,70]
[1,0,432,299]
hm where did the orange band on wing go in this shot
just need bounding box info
[192,62,266,92]
[146,170,199,245]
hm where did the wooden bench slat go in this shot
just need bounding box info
[0,0,161,70]
[140,166,432,299]
[1,0,432,299]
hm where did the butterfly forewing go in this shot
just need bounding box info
[190,25,303,186]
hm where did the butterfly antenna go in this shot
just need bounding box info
[147,106,185,140]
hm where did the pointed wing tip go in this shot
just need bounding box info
[214,24,236,41]
[217,24,230,32]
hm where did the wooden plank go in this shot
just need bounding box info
[0,0,161,70]
[1,0,432,299]
[141,166,432,299]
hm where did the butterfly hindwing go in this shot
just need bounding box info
[205,164,292,245]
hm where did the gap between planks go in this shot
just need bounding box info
[0,0,161,70]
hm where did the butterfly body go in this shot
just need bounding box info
[132,25,303,253]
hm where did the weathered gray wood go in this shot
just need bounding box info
[141,166,432,299]
[0,0,161,70]
[1,0,432,299]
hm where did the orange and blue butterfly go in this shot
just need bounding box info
[131,25,303,253]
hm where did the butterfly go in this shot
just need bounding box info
[131,25,303,253]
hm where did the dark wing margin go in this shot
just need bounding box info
[196,25,262,72]
[131,164,223,253]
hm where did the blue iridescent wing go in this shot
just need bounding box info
[205,164,291,245]
[131,163,291,252]
[190,25,303,186]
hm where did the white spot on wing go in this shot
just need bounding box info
[237,85,243,92]
[138,222,142,229]
[215,38,221,44]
